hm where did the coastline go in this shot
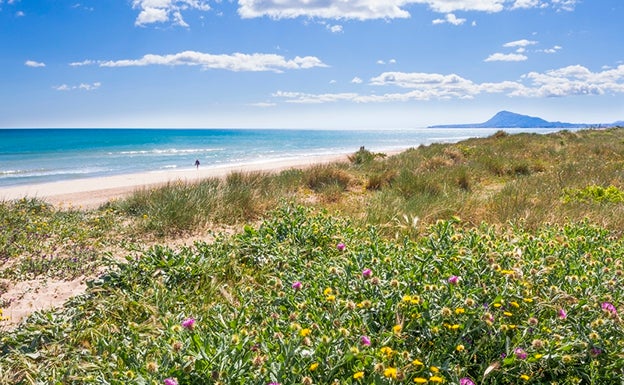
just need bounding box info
[0,153,353,209]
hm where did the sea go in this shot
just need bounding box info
[0,128,555,188]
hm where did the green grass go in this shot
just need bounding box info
[1,206,622,384]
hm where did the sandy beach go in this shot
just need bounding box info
[0,154,351,209]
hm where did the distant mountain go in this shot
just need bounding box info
[429,111,591,129]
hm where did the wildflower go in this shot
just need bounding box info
[514,348,528,360]
[393,324,402,334]
[292,281,303,290]
[300,328,311,337]
[464,298,475,307]
[412,358,424,366]
[456,344,465,352]
[326,295,336,302]
[460,378,475,385]
[455,307,465,315]
[528,317,538,326]
[503,311,513,317]
[519,374,530,381]
[601,302,618,316]
[380,346,394,357]
[350,346,360,354]
[181,317,195,330]
[414,378,428,384]
[361,335,371,346]
[558,308,567,319]
[323,288,333,295]
[448,275,459,285]
[531,339,544,350]
[441,307,452,317]
[429,375,444,383]
[590,347,602,356]
[146,361,159,373]
[362,268,372,278]
[430,366,439,373]
[302,376,313,385]
[353,371,365,380]
[383,367,398,379]
[337,242,346,251]
[164,379,178,385]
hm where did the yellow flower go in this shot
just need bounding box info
[455,308,465,315]
[412,359,424,366]
[504,311,513,317]
[300,328,311,337]
[456,344,465,352]
[383,367,398,379]
[323,288,333,295]
[353,371,364,380]
[429,375,444,383]
[414,378,428,384]
[380,346,394,357]
[523,297,534,303]
[430,366,439,373]
[520,374,530,381]
[326,295,336,302]
[309,362,319,371]
[510,301,520,308]
[403,295,412,302]
[393,324,403,334]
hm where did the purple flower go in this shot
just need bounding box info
[360,335,371,346]
[336,243,346,251]
[448,275,459,285]
[164,378,178,385]
[181,317,195,330]
[460,378,476,385]
[514,348,527,360]
[601,302,617,316]
[558,308,567,319]
[590,347,602,357]
[292,281,303,290]
[362,268,372,278]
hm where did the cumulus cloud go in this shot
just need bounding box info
[351,77,363,84]
[25,60,45,68]
[484,53,528,62]
[539,45,562,53]
[132,0,210,26]
[85,51,327,73]
[326,24,343,33]
[272,64,624,104]
[432,13,466,26]
[54,82,101,91]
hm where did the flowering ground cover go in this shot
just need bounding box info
[1,205,622,384]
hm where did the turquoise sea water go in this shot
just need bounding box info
[0,128,554,187]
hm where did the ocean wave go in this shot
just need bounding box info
[0,167,108,179]
[112,148,224,156]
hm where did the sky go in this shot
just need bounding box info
[1,0,623,129]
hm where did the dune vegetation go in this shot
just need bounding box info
[1,127,623,384]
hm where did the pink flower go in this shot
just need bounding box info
[360,335,371,346]
[336,243,346,251]
[362,268,372,278]
[460,378,476,385]
[181,317,195,330]
[448,275,459,285]
[514,348,527,360]
[601,302,617,316]
[292,281,302,290]
[164,378,178,385]
[558,308,567,319]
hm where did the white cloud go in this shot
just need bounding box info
[92,51,327,73]
[54,82,101,91]
[484,53,528,62]
[132,0,210,26]
[432,13,466,26]
[69,60,96,66]
[327,24,343,33]
[511,0,540,9]
[25,60,45,68]
[272,65,624,104]
[539,45,562,54]
[250,102,276,107]
[236,0,576,20]
[351,77,363,84]
[503,39,538,48]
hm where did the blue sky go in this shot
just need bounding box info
[1,0,622,128]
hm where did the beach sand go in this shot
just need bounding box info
[0,153,350,209]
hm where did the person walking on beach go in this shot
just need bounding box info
[194,159,200,169]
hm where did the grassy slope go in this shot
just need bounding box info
[1,128,624,384]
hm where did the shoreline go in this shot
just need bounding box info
[0,153,355,209]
